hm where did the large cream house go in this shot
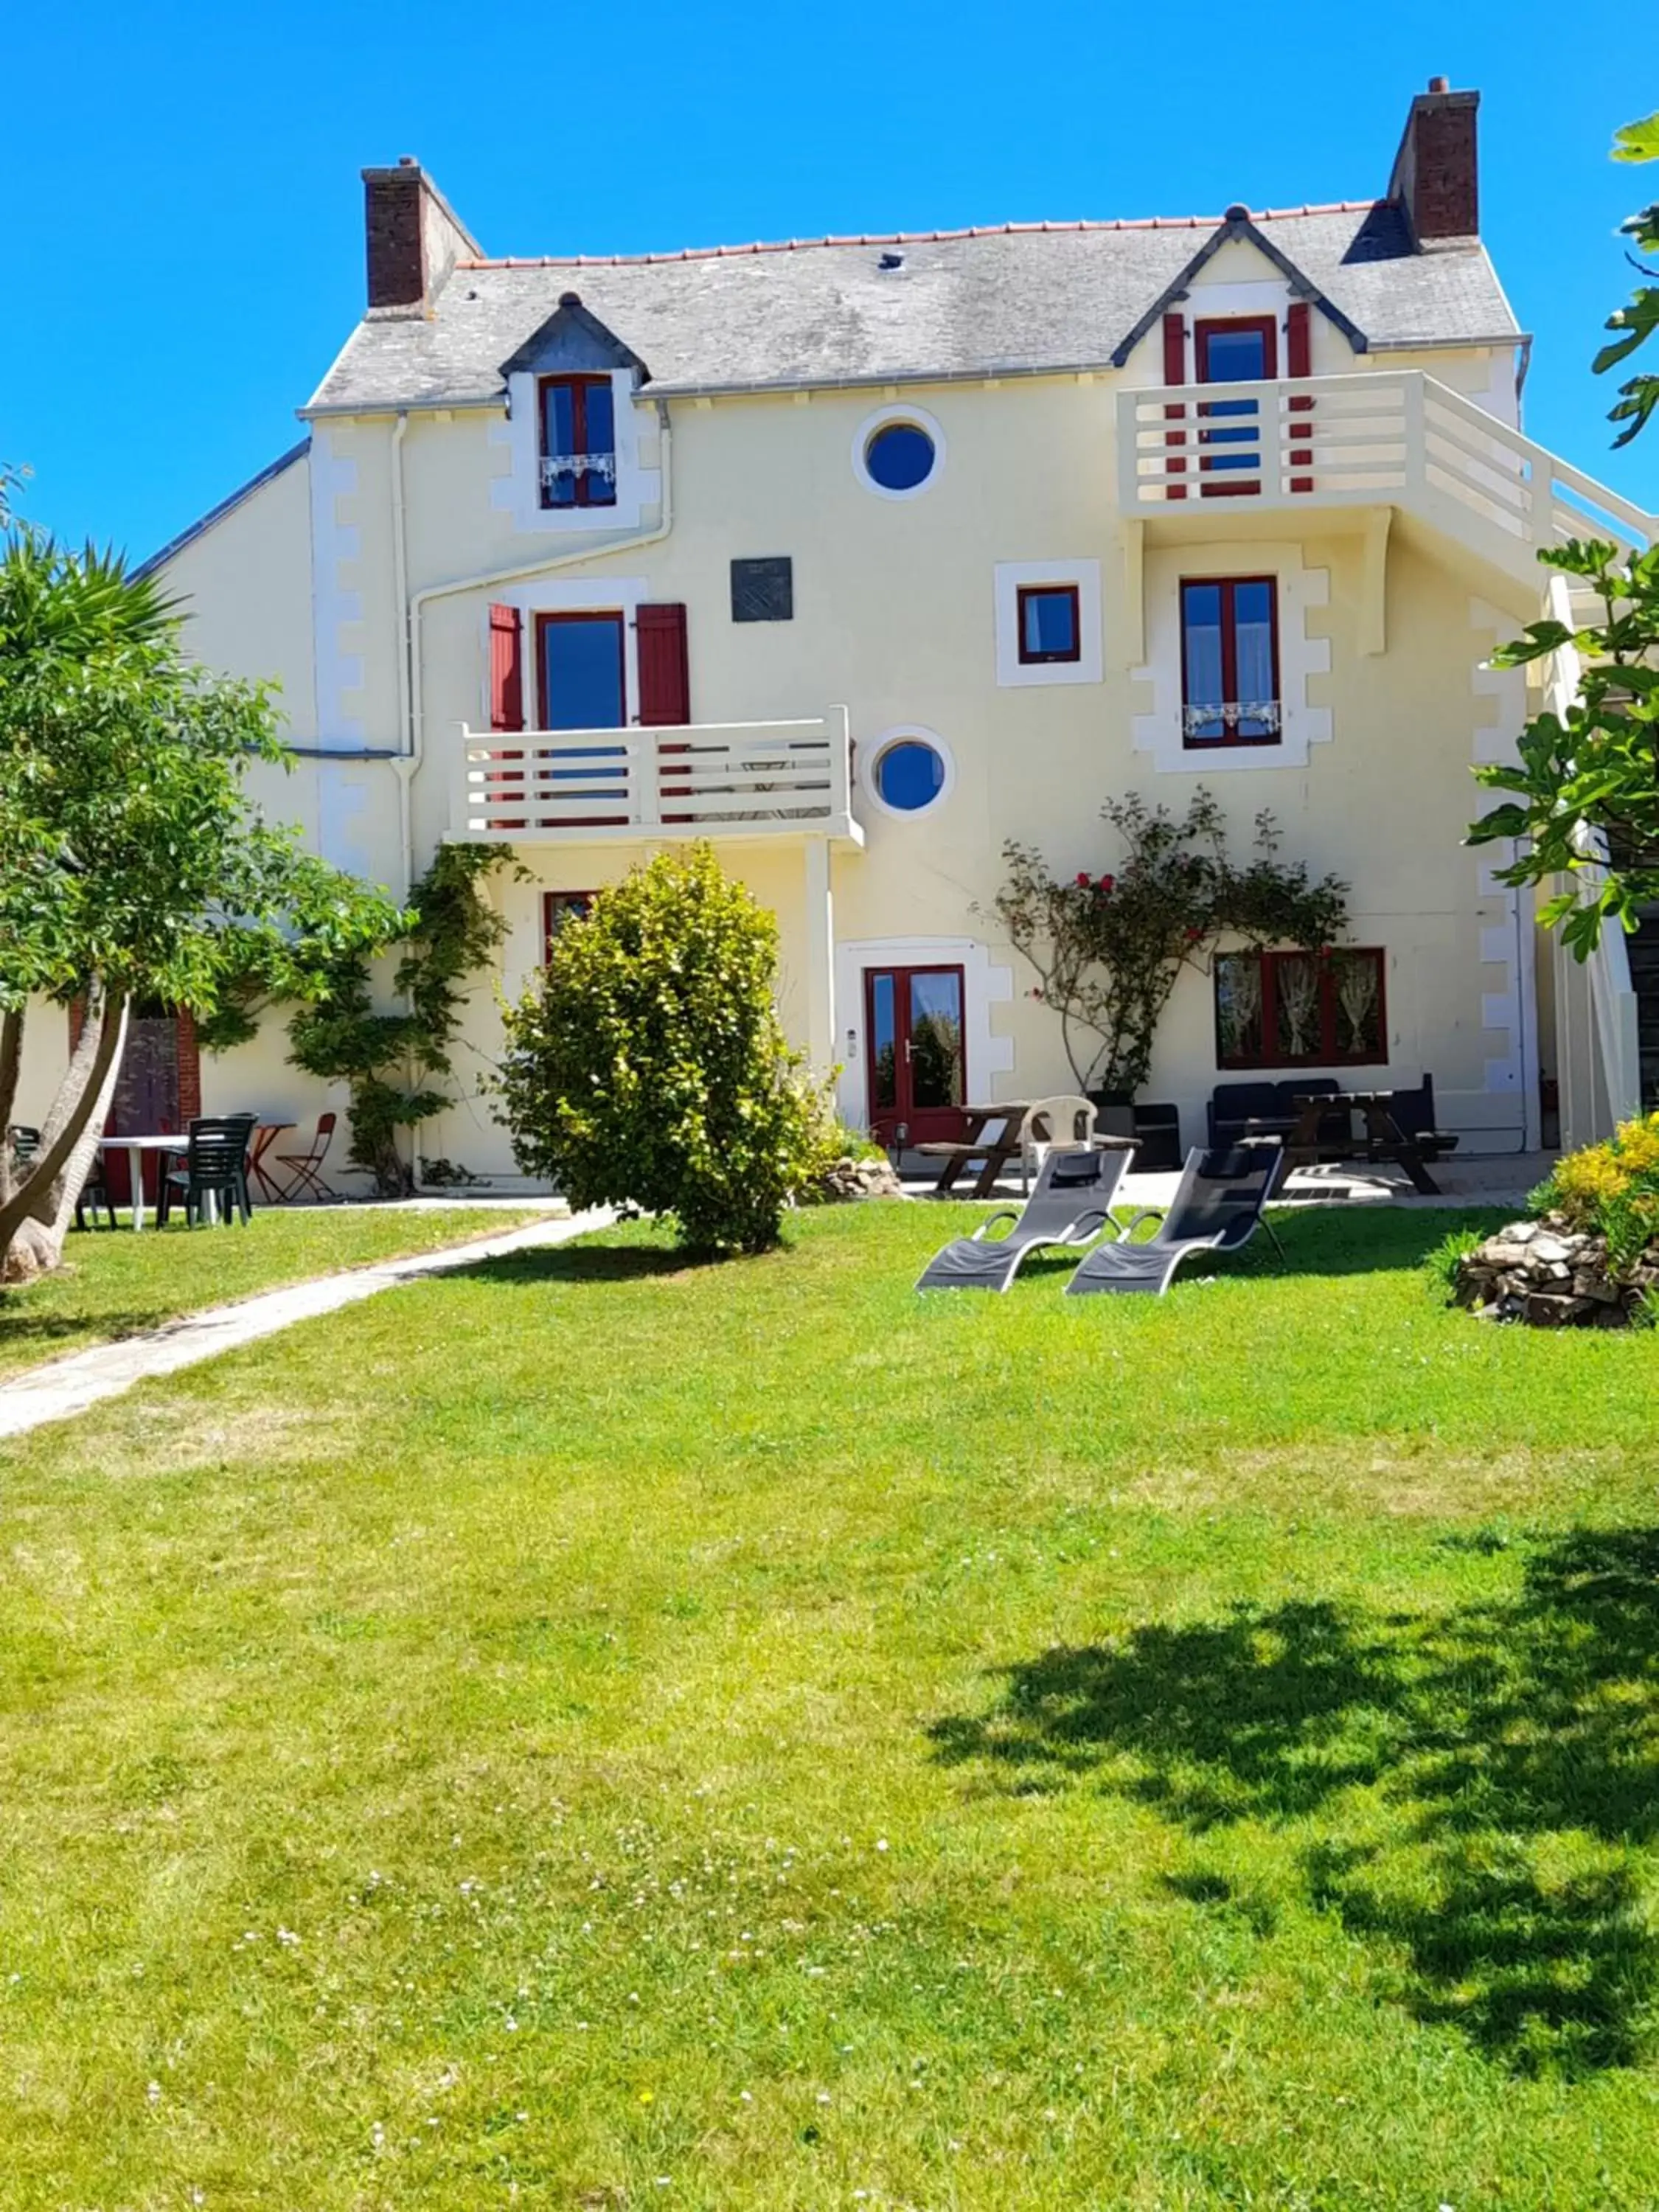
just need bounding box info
[29,80,1659,1181]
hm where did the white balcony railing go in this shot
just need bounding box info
[458,709,860,845]
[1117,371,1658,576]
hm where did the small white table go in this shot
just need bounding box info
[96,1133,192,1231]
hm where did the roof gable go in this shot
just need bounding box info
[498,291,648,381]
[1109,207,1369,366]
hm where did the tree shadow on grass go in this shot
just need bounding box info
[445,1243,727,1292]
[931,1528,1659,2075]
[1203,1205,1514,1282]
[0,1306,177,1355]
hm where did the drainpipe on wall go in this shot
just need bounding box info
[387,411,432,1195]
[390,411,414,902]
[401,396,675,1194]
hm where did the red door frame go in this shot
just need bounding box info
[863,964,967,1146]
[1194,316,1279,383]
[535,609,627,730]
[536,610,630,829]
[1194,316,1277,498]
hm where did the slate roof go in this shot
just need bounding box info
[302,201,1520,417]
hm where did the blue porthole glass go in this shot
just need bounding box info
[864,422,936,493]
[874,739,946,813]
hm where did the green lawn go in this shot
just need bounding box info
[4,1200,1659,2209]
[0,1206,543,1381]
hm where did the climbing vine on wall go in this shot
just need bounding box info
[991,790,1350,1096]
[201,844,524,1195]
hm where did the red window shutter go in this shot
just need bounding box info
[1162,311,1187,385]
[1162,312,1187,501]
[488,604,524,733]
[636,603,690,727]
[1286,302,1313,494]
[1285,300,1312,379]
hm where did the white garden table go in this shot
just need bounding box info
[96,1133,197,1231]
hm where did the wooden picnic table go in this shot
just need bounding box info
[1279,1088,1444,1197]
[914,1102,1034,1200]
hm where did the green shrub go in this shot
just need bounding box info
[1526,1173,1563,1218]
[496,844,820,1255]
[808,1112,886,1169]
[1599,1188,1659,1281]
[1424,1225,1484,1304]
[790,1108,891,1206]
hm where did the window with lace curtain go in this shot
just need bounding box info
[1180,577,1281,745]
[1214,948,1386,1068]
[538,375,617,509]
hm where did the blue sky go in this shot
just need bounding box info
[7,1,1656,558]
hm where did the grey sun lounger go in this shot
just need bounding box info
[916,1141,1135,1293]
[1063,1139,1286,1297]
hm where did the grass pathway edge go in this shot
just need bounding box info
[0,1208,613,1440]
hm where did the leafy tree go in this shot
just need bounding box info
[992,790,1349,1093]
[0,532,403,1281]
[1469,538,1659,955]
[1467,111,1659,951]
[1598,113,1659,448]
[497,844,820,1254]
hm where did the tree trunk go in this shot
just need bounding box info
[0,985,130,1284]
[0,1008,21,1208]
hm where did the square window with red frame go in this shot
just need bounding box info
[538,376,617,509]
[1214,947,1386,1068]
[543,891,596,964]
[1016,584,1081,664]
[1180,577,1281,745]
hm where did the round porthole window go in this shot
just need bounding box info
[865,422,935,492]
[864,727,953,817]
[852,403,945,498]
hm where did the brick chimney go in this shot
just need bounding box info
[361,156,483,315]
[1388,78,1480,246]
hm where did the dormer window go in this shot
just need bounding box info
[538,375,616,509]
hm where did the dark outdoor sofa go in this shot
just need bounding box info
[1206,1078,1343,1151]
[1206,1074,1461,1165]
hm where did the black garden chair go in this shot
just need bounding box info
[157,1116,257,1228]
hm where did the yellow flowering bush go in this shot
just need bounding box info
[1543,1112,1659,1231]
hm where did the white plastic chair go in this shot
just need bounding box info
[1018,1095,1097,1192]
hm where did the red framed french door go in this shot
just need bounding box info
[864,964,967,1146]
[1195,316,1276,496]
[535,609,630,828]
[86,1003,201,1208]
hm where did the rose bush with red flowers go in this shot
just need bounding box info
[990,790,1349,1093]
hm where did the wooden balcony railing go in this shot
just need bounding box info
[457,709,860,844]
[1117,370,1656,575]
